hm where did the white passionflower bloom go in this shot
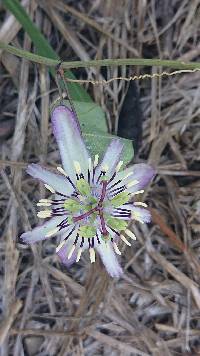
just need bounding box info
[21,105,155,278]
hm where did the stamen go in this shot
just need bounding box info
[45,227,60,238]
[134,202,148,207]
[126,180,139,188]
[94,154,99,167]
[76,248,83,262]
[102,164,109,172]
[38,199,53,203]
[37,210,52,218]
[57,166,68,176]
[37,202,52,207]
[89,248,95,263]
[68,244,76,259]
[88,158,92,171]
[116,161,123,172]
[120,234,131,246]
[131,189,145,195]
[74,161,81,175]
[56,240,66,253]
[131,212,144,224]
[113,242,121,255]
[125,229,137,240]
[44,184,55,194]
[123,172,132,180]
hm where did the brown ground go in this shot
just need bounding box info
[0,1,200,355]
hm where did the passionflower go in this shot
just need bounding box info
[21,105,155,277]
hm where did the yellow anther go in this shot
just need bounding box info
[132,189,145,195]
[125,229,137,240]
[57,166,68,176]
[73,161,81,174]
[127,180,139,188]
[123,172,132,180]
[56,240,66,253]
[102,164,109,172]
[94,154,99,167]
[88,158,92,172]
[37,210,52,218]
[134,202,147,207]
[116,161,123,172]
[68,244,76,259]
[39,199,52,203]
[45,227,59,238]
[89,248,96,263]
[44,184,55,194]
[113,242,121,255]
[120,234,131,246]
[131,212,144,224]
[37,202,52,207]
[76,248,83,262]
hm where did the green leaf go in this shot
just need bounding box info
[2,0,91,102]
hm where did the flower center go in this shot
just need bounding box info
[72,180,109,238]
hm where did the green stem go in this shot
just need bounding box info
[0,42,200,71]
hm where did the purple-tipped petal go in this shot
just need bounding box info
[96,240,123,278]
[96,139,124,178]
[57,239,77,268]
[126,205,151,223]
[21,216,69,244]
[51,105,90,182]
[119,163,155,193]
[27,164,73,196]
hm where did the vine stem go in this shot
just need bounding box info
[1,42,200,71]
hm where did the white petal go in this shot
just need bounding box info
[21,216,69,244]
[95,139,124,178]
[51,105,90,182]
[96,241,123,278]
[27,164,73,196]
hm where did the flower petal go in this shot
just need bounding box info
[96,139,124,178]
[125,163,156,193]
[126,205,151,223]
[21,216,69,244]
[27,164,74,196]
[51,105,90,182]
[117,163,155,193]
[56,239,77,268]
[96,240,123,278]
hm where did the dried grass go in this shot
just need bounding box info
[0,0,200,355]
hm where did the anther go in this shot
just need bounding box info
[57,166,68,176]
[68,244,76,259]
[45,227,60,238]
[134,202,148,207]
[120,234,131,246]
[56,240,66,253]
[37,210,52,218]
[116,161,123,172]
[73,161,81,175]
[89,248,95,263]
[44,184,55,194]
[132,189,145,195]
[127,180,139,188]
[94,154,99,167]
[125,229,137,240]
[113,242,121,255]
[76,248,83,262]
